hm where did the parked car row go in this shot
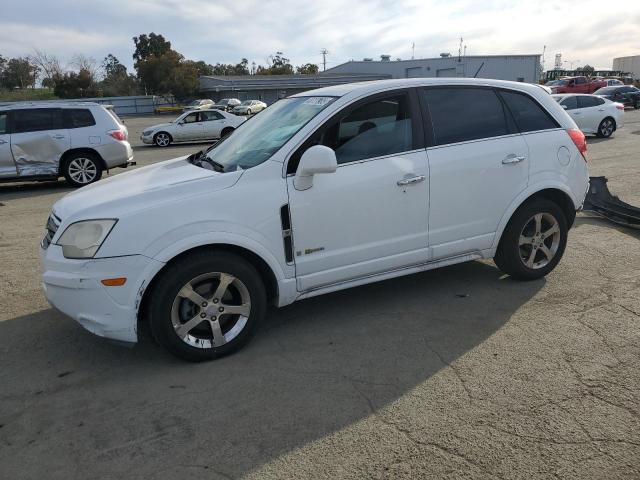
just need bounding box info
[545,76,626,95]
[184,98,268,116]
[552,94,624,138]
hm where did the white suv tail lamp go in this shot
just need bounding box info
[108,129,127,141]
[567,128,587,162]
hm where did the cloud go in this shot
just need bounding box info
[1,0,638,72]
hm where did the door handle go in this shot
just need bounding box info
[397,175,426,186]
[51,134,65,139]
[502,155,525,165]
[598,108,605,111]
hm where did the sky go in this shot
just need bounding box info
[1,0,639,74]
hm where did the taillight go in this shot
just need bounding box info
[108,129,126,141]
[567,128,587,161]
[615,103,625,110]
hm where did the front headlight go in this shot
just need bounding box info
[56,219,117,259]
[142,129,153,136]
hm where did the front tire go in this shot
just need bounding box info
[149,251,267,361]
[494,199,568,281]
[154,132,172,147]
[597,117,615,138]
[62,152,103,187]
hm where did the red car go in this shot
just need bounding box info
[547,76,605,94]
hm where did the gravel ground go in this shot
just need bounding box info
[1,111,639,479]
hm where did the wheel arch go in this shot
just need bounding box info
[494,186,577,250]
[137,243,280,328]
[59,147,106,175]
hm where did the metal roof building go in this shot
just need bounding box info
[613,55,640,80]
[324,55,542,83]
[199,73,390,105]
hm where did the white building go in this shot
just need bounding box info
[613,55,640,79]
[325,54,541,83]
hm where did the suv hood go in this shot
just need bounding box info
[53,157,242,221]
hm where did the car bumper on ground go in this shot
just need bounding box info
[141,134,155,145]
[40,245,164,344]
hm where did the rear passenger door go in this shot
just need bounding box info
[200,110,226,139]
[0,111,17,178]
[9,108,69,176]
[420,87,529,259]
[576,96,605,133]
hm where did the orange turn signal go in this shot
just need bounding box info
[101,277,127,286]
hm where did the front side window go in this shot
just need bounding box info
[0,113,7,134]
[575,77,586,85]
[182,113,200,123]
[308,94,414,165]
[12,109,59,134]
[204,96,336,171]
[422,87,511,145]
[559,96,578,110]
[577,96,603,109]
[499,90,558,132]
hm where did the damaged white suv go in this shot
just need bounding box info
[0,102,133,187]
[41,79,589,361]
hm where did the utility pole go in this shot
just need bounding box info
[320,48,328,71]
[411,42,415,60]
[458,37,463,62]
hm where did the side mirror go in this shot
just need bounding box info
[561,104,568,110]
[294,145,337,191]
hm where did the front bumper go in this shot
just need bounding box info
[141,134,154,144]
[40,245,164,343]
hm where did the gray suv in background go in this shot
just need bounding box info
[0,102,134,187]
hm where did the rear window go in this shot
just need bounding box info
[64,108,96,128]
[105,107,123,125]
[499,90,558,133]
[577,96,604,108]
[422,87,512,146]
[12,109,60,133]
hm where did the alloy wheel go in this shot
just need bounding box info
[155,133,171,147]
[171,272,251,349]
[600,119,614,137]
[518,213,561,269]
[68,158,98,185]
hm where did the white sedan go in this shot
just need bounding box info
[232,100,267,116]
[553,94,624,138]
[141,110,246,147]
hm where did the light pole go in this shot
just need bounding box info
[564,59,580,70]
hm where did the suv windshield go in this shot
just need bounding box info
[204,96,335,171]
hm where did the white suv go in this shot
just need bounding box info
[40,79,589,361]
[0,102,133,187]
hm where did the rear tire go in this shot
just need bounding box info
[494,199,568,281]
[149,251,267,361]
[597,117,615,138]
[62,152,103,187]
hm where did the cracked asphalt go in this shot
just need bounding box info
[1,111,639,479]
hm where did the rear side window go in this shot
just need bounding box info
[64,109,96,128]
[577,96,604,108]
[11,109,61,133]
[105,107,123,125]
[422,87,511,145]
[499,90,558,133]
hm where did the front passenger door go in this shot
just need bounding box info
[176,112,204,141]
[286,90,430,291]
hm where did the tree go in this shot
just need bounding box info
[577,64,595,73]
[102,54,127,79]
[133,33,171,63]
[211,58,250,76]
[185,60,215,77]
[1,57,39,89]
[53,69,98,98]
[256,52,294,75]
[100,54,139,97]
[29,49,63,88]
[296,63,319,74]
[71,53,99,79]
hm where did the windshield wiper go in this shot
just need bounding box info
[204,157,226,173]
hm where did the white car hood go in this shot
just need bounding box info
[146,122,174,132]
[53,157,242,221]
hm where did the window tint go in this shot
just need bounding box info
[64,109,96,128]
[499,90,558,132]
[575,77,586,85]
[577,96,604,108]
[201,110,223,121]
[0,113,7,134]
[12,109,60,133]
[310,94,413,164]
[423,87,510,145]
[105,107,123,125]
[183,113,199,123]
[561,96,578,110]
